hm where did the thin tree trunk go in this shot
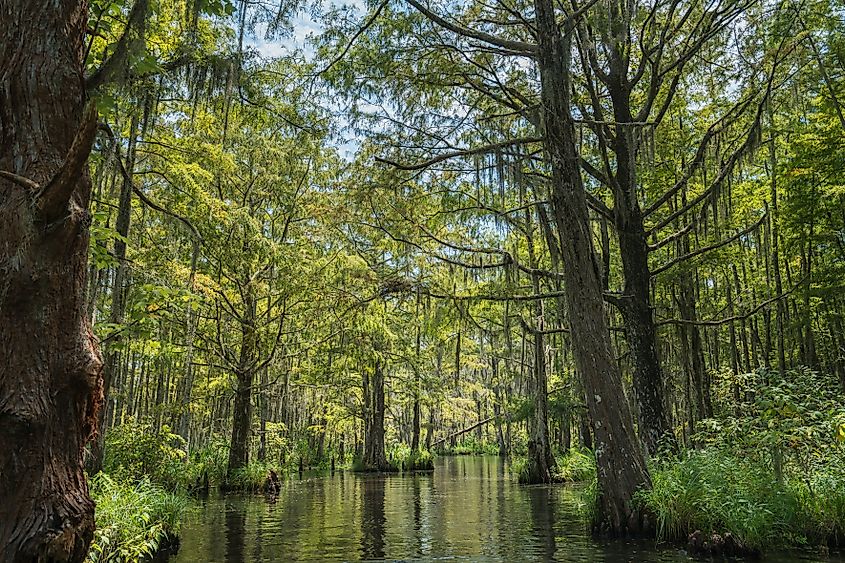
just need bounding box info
[227,285,257,478]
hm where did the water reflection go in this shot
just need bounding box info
[171,456,842,562]
[359,476,386,560]
[224,500,245,563]
[527,486,556,560]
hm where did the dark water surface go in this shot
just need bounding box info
[170,455,839,562]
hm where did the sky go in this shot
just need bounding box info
[244,2,369,160]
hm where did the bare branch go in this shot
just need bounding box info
[375,136,543,171]
[406,0,537,55]
[651,214,766,277]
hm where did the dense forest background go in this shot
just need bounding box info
[2,0,845,559]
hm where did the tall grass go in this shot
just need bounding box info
[637,448,845,551]
[87,473,188,562]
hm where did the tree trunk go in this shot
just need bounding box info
[227,369,254,477]
[411,390,421,452]
[363,360,389,470]
[533,0,651,534]
[767,105,786,375]
[0,0,104,559]
[227,285,257,478]
[616,228,674,455]
[523,205,556,483]
[525,326,555,483]
[257,367,268,462]
[89,112,139,473]
[411,311,421,451]
[602,58,674,456]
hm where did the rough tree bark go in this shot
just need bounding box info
[227,284,257,478]
[0,0,104,559]
[363,359,390,470]
[533,0,651,534]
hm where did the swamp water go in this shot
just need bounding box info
[169,455,840,562]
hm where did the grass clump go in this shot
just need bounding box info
[638,450,798,551]
[554,448,595,483]
[88,473,188,562]
[388,444,435,471]
[225,459,280,492]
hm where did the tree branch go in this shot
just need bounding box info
[375,136,543,171]
[406,0,537,55]
[651,214,766,277]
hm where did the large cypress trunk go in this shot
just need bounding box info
[363,360,389,470]
[0,0,104,559]
[532,0,651,534]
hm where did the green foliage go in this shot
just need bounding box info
[226,460,279,492]
[387,442,411,470]
[636,368,845,551]
[387,444,435,471]
[697,367,845,480]
[509,449,594,484]
[87,473,187,562]
[554,449,596,483]
[103,421,186,488]
[408,449,435,471]
[184,438,229,489]
[640,450,798,550]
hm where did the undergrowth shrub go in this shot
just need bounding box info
[87,473,187,562]
[554,448,595,482]
[103,420,186,488]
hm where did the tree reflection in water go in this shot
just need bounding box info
[224,500,246,563]
[359,475,386,559]
[527,486,557,560]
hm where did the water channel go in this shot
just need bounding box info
[169,455,840,562]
